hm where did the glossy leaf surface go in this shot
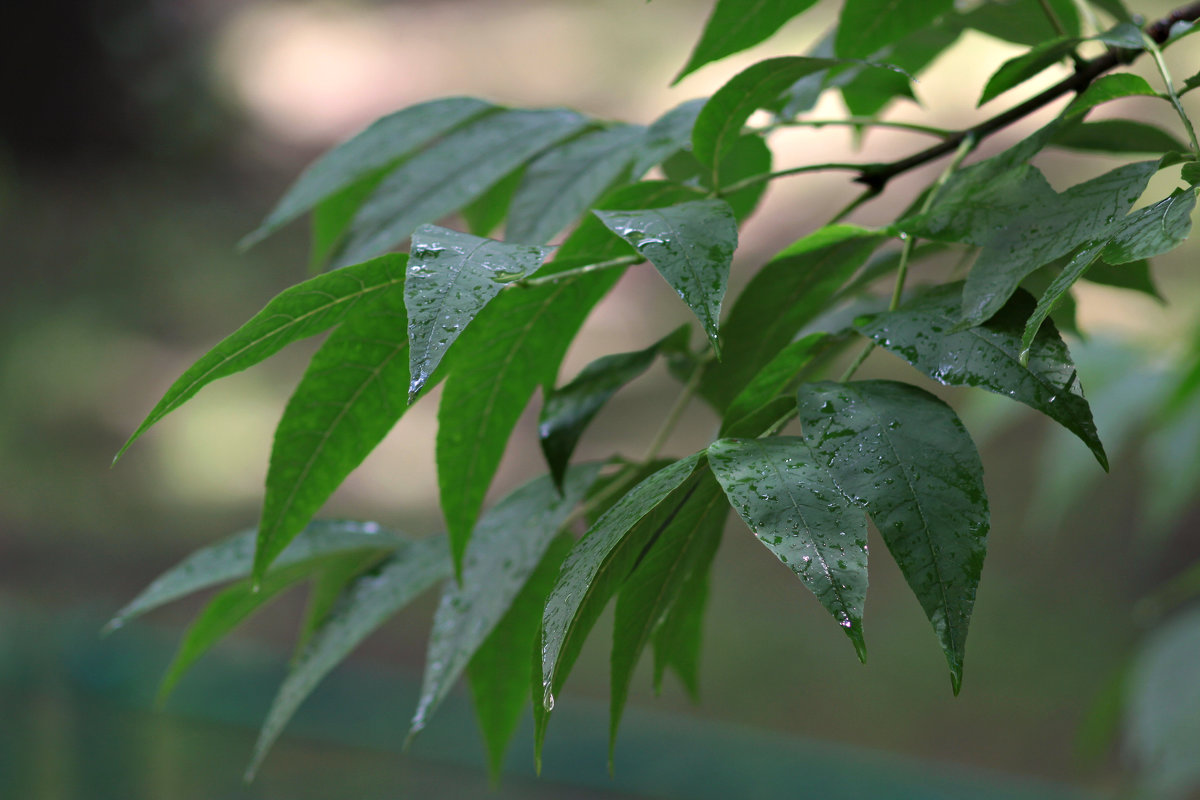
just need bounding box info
[1066,73,1159,117]
[1019,242,1106,356]
[594,199,737,354]
[257,281,412,577]
[244,97,494,246]
[798,380,989,692]
[855,283,1107,467]
[405,225,550,399]
[436,182,702,575]
[835,0,955,59]
[116,255,407,461]
[708,437,869,658]
[1101,187,1197,264]
[507,124,645,245]
[409,465,600,742]
[247,535,450,777]
[335,109,588,266]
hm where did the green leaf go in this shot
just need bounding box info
[721,332,832,433]
[461,167,524,237]
[257,279,413,578]
[692,57,843,171]
[594,199,738,354]
[539,328,686,490]
[507,125,645,245]
[1101,188,1197,264]
[246,535,450,778]
[1050,120,1186,155]
[674,0,821,83]
[700,224,885,412]
[536,453,704,760]
[959,160,1158,326]
[1095,21,1146,50]
[797,380,989,692]
[662,133,773,218]
[409,465,601,743]
[310,170,390,270]
[978,37,1079,106]
[1084,259,1164,301]
[632,99,708,177]
[242,97,495,247]
[840,24,960,116]
[405,225,550,400]
[105,520,407,632]
[1020,242,1106,356]
[721,395,798,439]
[1065,73,1159,118]
[855,283,1108,468]
[610,472,727,761]
[902,163,1057,248]
[115,255,407,462]
[335,109,589,266]
[436,182,703,576]
[709,436,869,658]
[468,533,573,782]
[959,0,1080,45]
[297,549,387,651]
[835,0,955,59]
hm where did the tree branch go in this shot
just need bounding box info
[854,1,1200,194]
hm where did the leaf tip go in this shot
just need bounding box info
[238,227,268,253]
[950,669,963,696]
[849,626,868,664]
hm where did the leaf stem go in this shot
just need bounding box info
[716,163,866,197]
[764,118,954,138]
[511,255,642,289]
[640,361,704,464]
[1037,0,1071,38]
[1142,31,1200,154]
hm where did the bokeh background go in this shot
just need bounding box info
[5,0,1200,798]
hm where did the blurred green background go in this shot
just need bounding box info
[4,0,1200,797]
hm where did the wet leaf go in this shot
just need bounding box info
[708,437,869,659]
[105,520,407,632]
[594,199,738,354]
[1020,242,1106,356]
[243,97,495,247]
[536,454,704,762]
[1101,187,1197,264]
[662,133,773,218]
[855,283,1108,468]
[539,328,687,490]
[700,225,884,411]
[507,125,645,245]
[335,109,589,266]
[115,255,407,462]
[246,535,450,778]
[310,170,391,270]
[436,182,703,575]
[721,333,832,433]
[798,380,989,692]
[978,37,1079,106]
[461,167,524,237]
[257,280,414,578]
[610,473,727,762]
[835,0,955,59]
[409,465,601,744]
[674,0,821,83]
[406,225,550,400]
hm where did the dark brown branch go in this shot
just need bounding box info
[853,1,1200,194]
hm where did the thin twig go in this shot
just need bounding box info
[766,118,954,138]
[510,255,642,289]
[1142,31,1200,153]
[717,162,865,196]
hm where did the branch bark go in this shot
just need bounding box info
[854,1,1200,194]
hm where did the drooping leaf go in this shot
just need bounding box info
[536,454,704,760]
[1101,187,1197,264]
[539,327,687,490]
[835,0,955,59]
[610,472,727,761]
[461,167,524,237]
[631,99,708,177]
[798,380,988,692]
[242,97,496,247]
[246,535,450,778]
[855,283,1108,467]
[958,160,1158,326]
[468,533,574,782]
[978,37,1080,106]
[507,125,645,245]
[1065,73,1159,118]
[692,57,844,171]
[256,280,414,578]
[673,0,821,83]
[405,225,550,400]
[409,465,601,743]
[1020,242,1106,356]
[1083,259,1164,301]
[115,255,407,461]
[959,0,1080,45]
[700,225,885,411]
[297,549,388,651]
[662,133,773,218]
[1050,120,1186,155]
[104,520,407,632]
[840,24,961,116]
[334,109,589,266]
[708,437,869,658]
[310,169,391,270]
[721,332,832,433]
[594,199,738,354]
[436,182,704,575]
